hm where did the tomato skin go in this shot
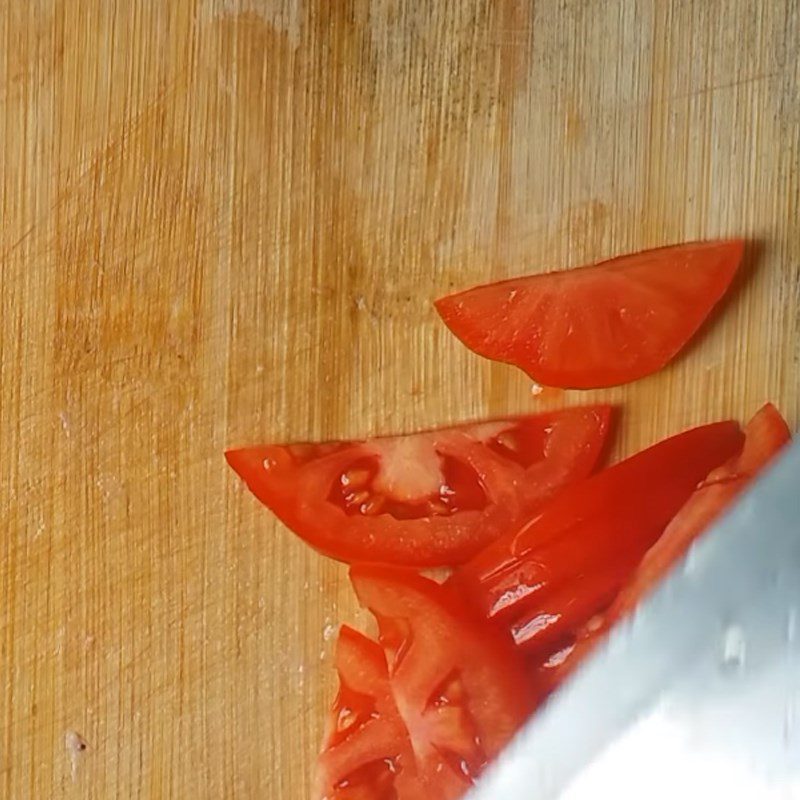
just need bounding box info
[608,403,791,621]
[508,555,636,656]
[435,240,744,388]
[350,565,534,791]
[226,407,611,567]
[534,404,792,699]
[451,421,745,653]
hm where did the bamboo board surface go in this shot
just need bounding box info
[1,1,798,797]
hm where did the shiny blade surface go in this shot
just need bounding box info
[469,440,800,800]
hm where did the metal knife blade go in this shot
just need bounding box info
[469,439,800,800]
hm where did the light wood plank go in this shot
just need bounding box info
[1,1,798,797]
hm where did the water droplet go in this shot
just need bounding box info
[720,624,747,671]
[530,382,543,396]
[787,607,797,644]
[784,701,795,744]
[682,545,700,575]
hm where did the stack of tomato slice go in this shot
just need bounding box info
[226,240,794,799]
[316,568,535,798]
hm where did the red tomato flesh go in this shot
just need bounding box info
[535,404,791,698]
[316,626,425,800]
[226,407,611,566]
[316,569,534,799]
[507,555,638,654]
[435,240,744,388]
[451,420,745,656]
[608,403,791,621]
[351,566,533,792]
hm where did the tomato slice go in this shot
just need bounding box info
[435,240,744,388]
[226,407,611,566]
[507,554,637,654]
[316,626,425,800]
[535,404,791,698]
[349,565,534,795]
[608,403,791,621]
[451,421,744,656]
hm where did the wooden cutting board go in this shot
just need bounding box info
[1,1,798,797]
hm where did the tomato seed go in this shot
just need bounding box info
[346,490,370,506]
[337,707,355,732]
[360,496,385,516]
[496,431,518,451]
[428,499,451,515]
[341,468,370,488]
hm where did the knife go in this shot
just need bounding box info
[468,439,800,799]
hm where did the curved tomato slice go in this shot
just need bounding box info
[316,626,425,800]
[226,407,611,566]
[609,403,791,620]
[451,420,744,656]
[536,404,791,697]
[435,240,744,388]
[349,565,533,794]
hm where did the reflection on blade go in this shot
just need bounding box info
[469,441,800,800]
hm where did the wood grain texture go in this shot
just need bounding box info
[0,0,797,797]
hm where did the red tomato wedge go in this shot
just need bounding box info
[536,404,791,697]
[348,565,533,795]
[225,407,611,567]
[316,626,425,800]
[435,240,744,388]
[608,402,791,621]
[450,421,744,657]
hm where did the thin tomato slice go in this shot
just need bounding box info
[451,421,744,656]
[226,406,611,566]
[538,404,792,697]
[435,240,744,388]
[316,626,425,800]
[609,403,791,621]
[350,565,533,794]
[507,555,637,654]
